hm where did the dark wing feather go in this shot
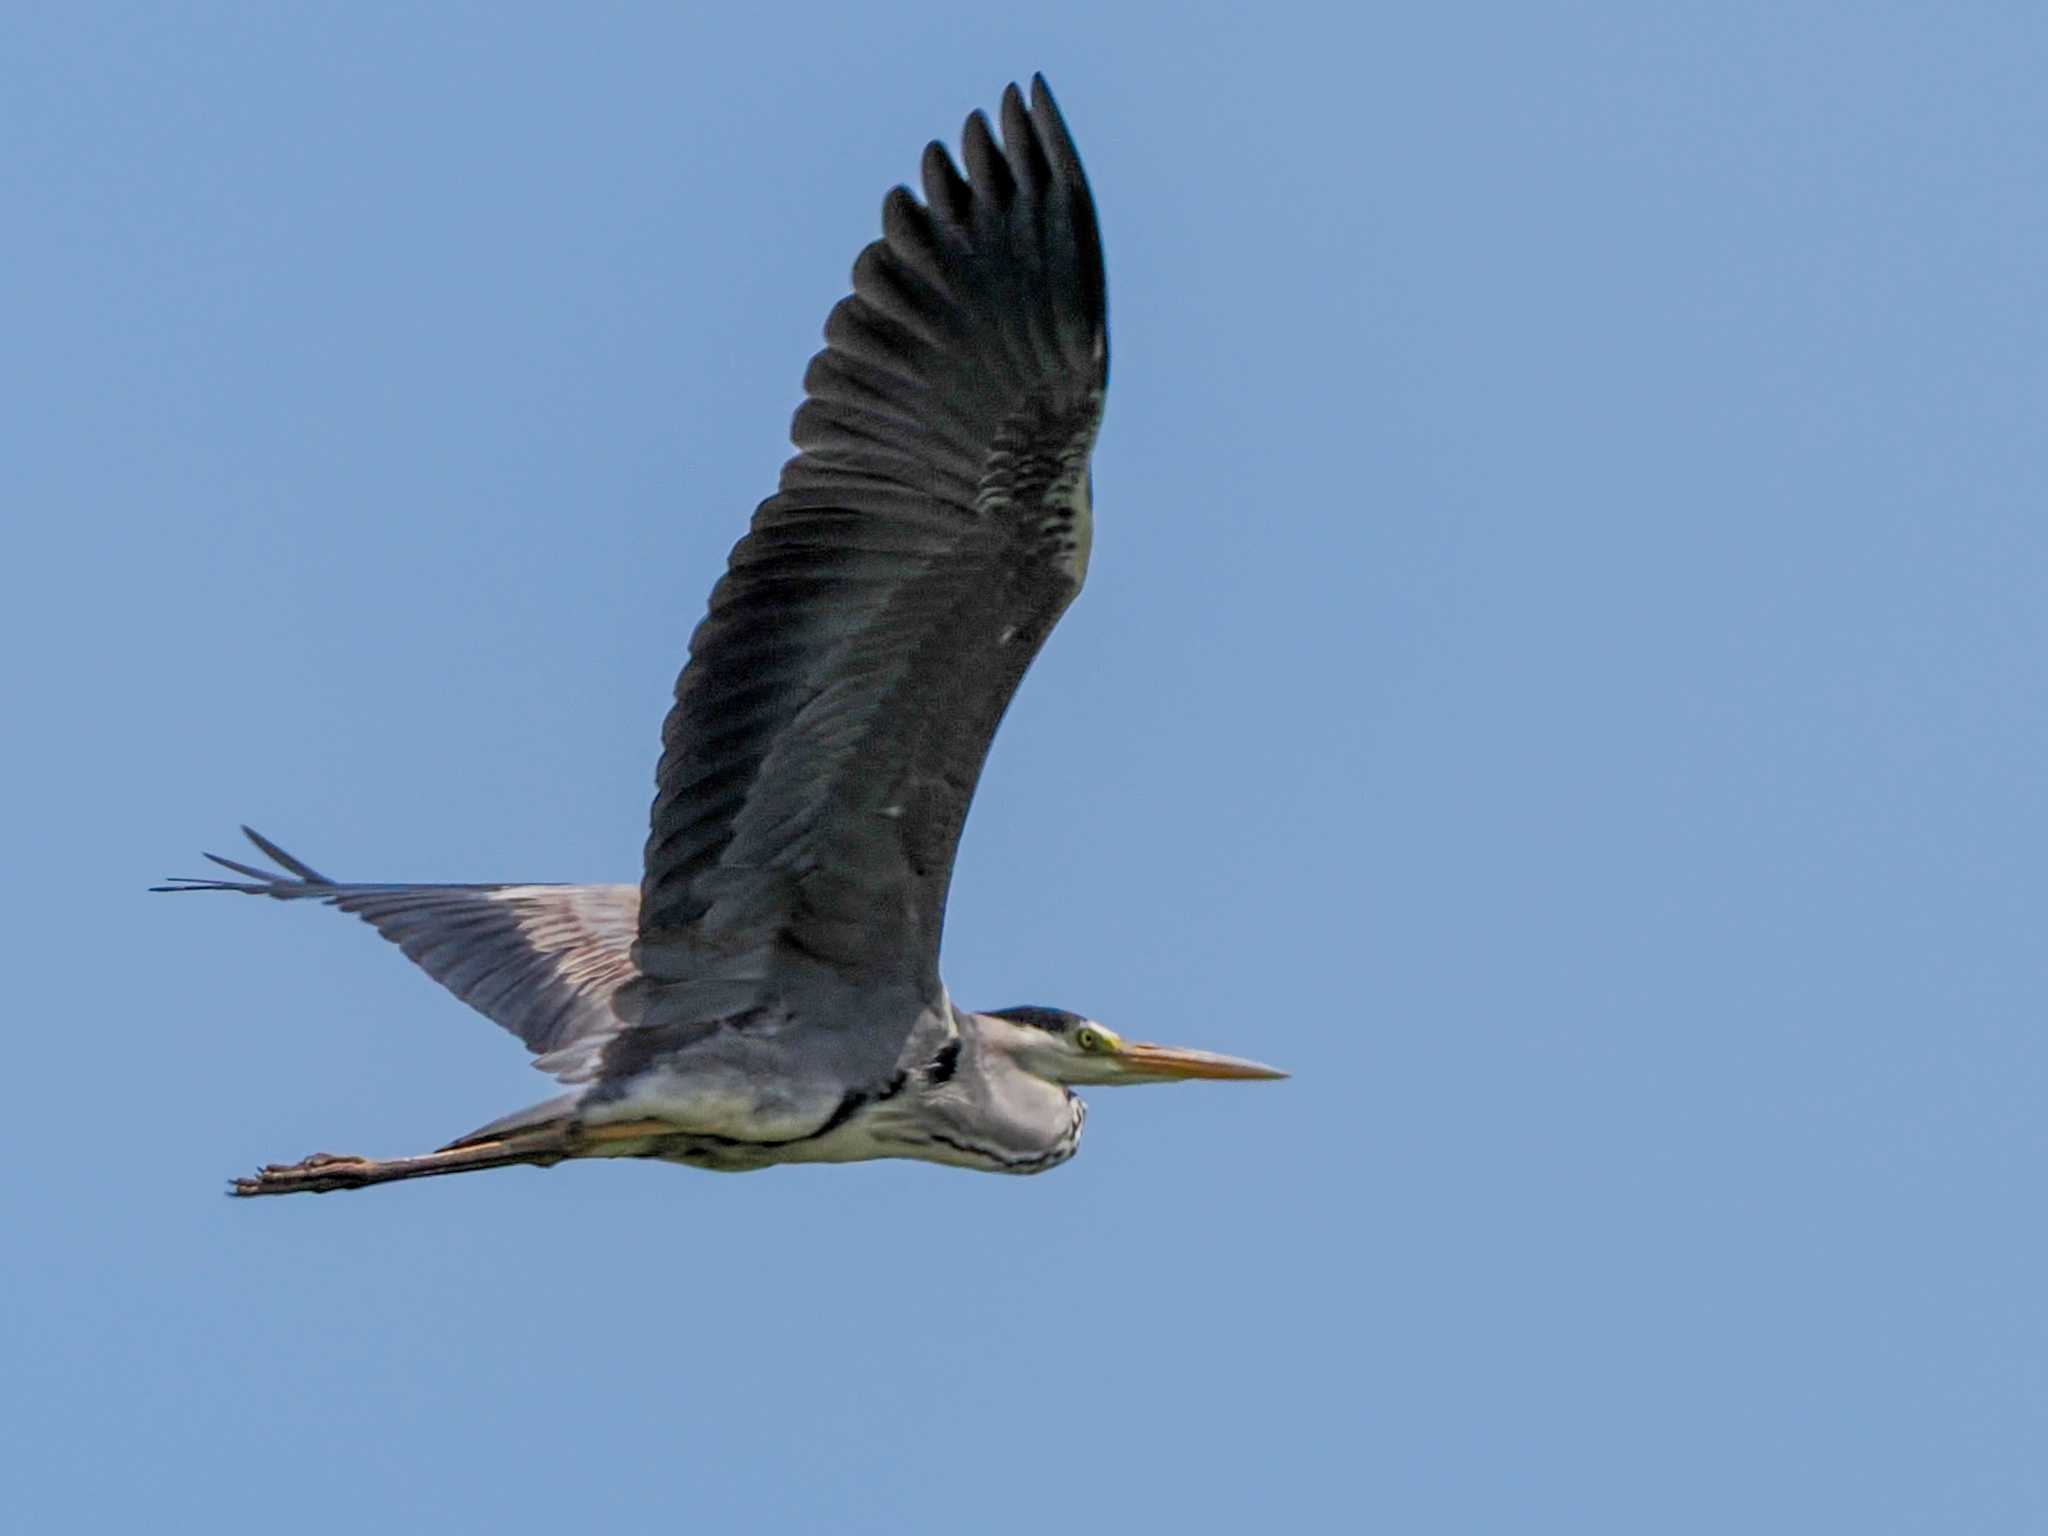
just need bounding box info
[157,827,639,1065]
[636,77,1106,1081]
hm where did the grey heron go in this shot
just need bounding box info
[160,76,1285,1198]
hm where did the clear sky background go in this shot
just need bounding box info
[6,4,2044,1531]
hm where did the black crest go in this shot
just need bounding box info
[988,1005,1085,1033]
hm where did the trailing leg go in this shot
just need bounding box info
[229,1117,682,1196]
[231,1127,572,1197]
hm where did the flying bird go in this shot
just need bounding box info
[161,76,1284,1198]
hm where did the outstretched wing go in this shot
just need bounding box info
[157,827,640,1063]
[636,76,1108,1081]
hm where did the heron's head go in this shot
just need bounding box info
[981,1006,1287,1087]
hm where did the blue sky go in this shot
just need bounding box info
[7,4,2044,1531]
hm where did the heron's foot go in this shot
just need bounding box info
[232,1151,375,1197]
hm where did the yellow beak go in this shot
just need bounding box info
[1117,1042,1289,1082]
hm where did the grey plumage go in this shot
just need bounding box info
[160,76,1283,1199]
[159,828,637,1069]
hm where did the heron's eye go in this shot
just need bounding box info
[1075,1026,1106,1052]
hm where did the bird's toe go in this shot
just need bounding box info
[292,1152,367,1171]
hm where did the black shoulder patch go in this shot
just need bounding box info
[925,1038,963,1085]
